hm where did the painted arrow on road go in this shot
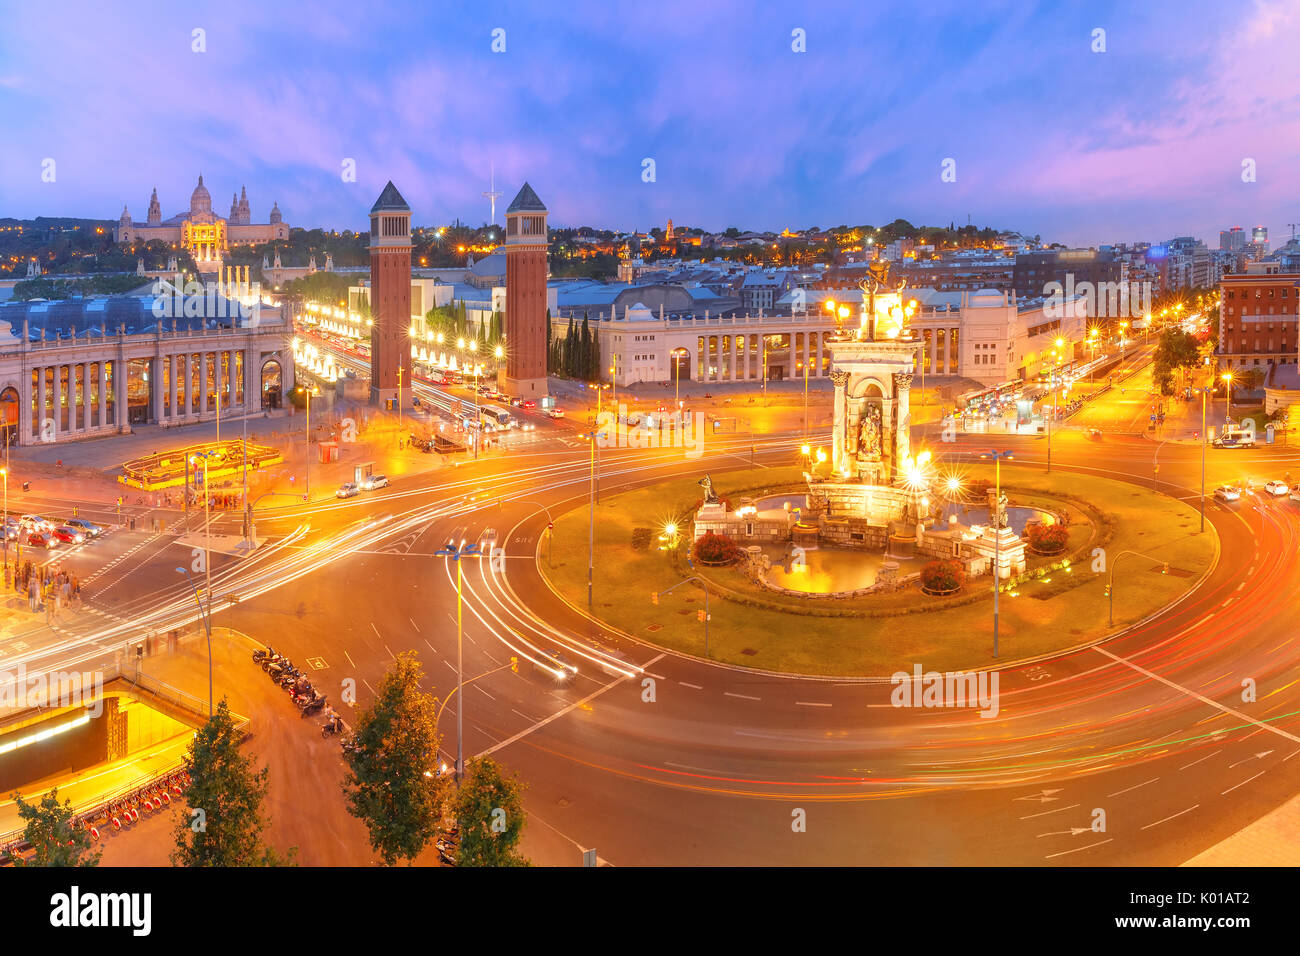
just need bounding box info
[1229,750,1274,769]
[1015,789,1064,803]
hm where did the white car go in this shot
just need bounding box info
[360,474,389,490]
[336,482,359,499]
[1214,485,1241,502]
[1264,480,1290,497]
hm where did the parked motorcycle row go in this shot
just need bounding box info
[252,647,344,737]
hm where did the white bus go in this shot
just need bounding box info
[479,404,515,431]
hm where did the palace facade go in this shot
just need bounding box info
[114,176,289,268]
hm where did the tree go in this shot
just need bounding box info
[342,651,444,865]
[172,698,294,866]
[590,325,603,382]
[579,316,592,382]
[1153,328,1202,395]
[453,757,529,867]
[11,787,101,867]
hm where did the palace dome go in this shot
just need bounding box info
[190,175,212,216]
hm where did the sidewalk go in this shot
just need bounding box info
[1183,791,1300,866]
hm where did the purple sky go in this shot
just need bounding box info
[2,0,1299,247]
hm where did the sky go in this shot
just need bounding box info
[1,0,1299,247]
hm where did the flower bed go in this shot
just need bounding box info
[1026,522,1070,555]
[692,530,741,566]
[919,559,966,596]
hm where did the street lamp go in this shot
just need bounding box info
[294,385,317,500]
[1,467,7,574]
[175,565,213,717]
[1221,371,1234,422]
[980,449,1014,659]
[582,428,604,605]
[433,538,485,784]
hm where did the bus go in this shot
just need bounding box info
[479,404,515,431]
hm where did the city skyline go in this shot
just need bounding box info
[1,1,1298,246]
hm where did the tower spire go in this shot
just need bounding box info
[483,162,503,227]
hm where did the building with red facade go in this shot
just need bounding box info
[1218,273,1300,371]
[368,181,413,408]
[500,182,549,398]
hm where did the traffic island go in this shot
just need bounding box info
[538,464,1218,677]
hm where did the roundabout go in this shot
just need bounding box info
[538,459,1218,676]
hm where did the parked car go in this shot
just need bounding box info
[52,526,85,544]
[1214,485,1241,502]
[19,514,54,532]
[336,482,360,499]
[360,474,389,490]
[65,518,105,537]
[1264,480,1290,497]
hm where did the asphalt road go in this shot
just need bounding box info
[6,339,1300,866]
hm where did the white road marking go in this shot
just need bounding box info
[678,682,703,690]
[1045,838,1112,860]
[724,691,761,701]
[795,700,832,708]
[1221,770,1266,795]
[1107,777,1157,797]
[1095,646,1300,744]
[1019,803,1080,821]
[1141,805,1198,830]
[479,654,665,759]
[344,650,355,668]
[1178,751,1220,771]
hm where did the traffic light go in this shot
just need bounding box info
[1161,563,1169,575]
[696,609,706,623]
[651,592,659,605]
[1103,584,1111,597]
[509,656,519,674]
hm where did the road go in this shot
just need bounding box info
[5,334,1299,866]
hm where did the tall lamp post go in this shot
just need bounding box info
[583,427,604,606]
[980,449,1014,659]
[1,467,7,574]
[175,565,214,716]
[1197,384,1210,533]
[1221,370,1234,423]
[433,538,485,784]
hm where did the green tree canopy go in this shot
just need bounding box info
[453,756,529,867]
[342,651,445,865]
[11,787,101,867]
[172,698,294,866]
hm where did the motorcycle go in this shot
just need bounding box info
[322,713,345,738]
[292,687,320,707]
[252,646,275,664]
[299,693,327,716]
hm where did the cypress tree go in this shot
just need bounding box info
[580,316,591,382]
[590,325,602,383]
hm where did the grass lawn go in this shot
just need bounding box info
[540,463,1217,676]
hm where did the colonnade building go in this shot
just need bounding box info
[595,289,1088,389]
[0,288,294,446]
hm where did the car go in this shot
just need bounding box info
[1214,485,1241,502]
[52,526,85,544]
[1213,436,1255,448]
[522,399,536,409]
[19,514,54,532]
[545,408,565,419]
[25,532,56,549]
[336,482,360,499]
[65,518,104,537]
[532,650,574,683]
[1264,480,1290,497]
[360,474,389,490]
[509,397,524,408]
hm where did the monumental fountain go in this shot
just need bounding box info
[693,261,1028,594]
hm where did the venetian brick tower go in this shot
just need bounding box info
[368,181,412,408]
[500,182,549,398]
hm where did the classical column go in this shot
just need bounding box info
[20,366,33,445]
[830,369,849,475]
[36,368,47,442]
[53,366,65,438]
[98,362,107,428]
[82,363,92,429]
[168,354,177,420]
[893,372,913,467]
[115,359,129,431]
[151,356,164,423]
